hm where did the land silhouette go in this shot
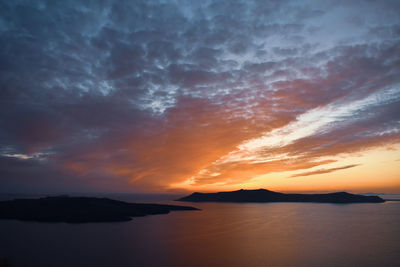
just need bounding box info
[0,196,199,223]
[177,189,385,203]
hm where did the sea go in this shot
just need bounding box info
[1,193,399,267]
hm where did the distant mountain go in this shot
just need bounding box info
[0,196,199,223]
[177,189,385,203]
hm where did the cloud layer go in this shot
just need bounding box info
[1,0,399,193]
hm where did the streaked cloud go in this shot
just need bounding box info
[290,164,361,178]
[3,154,33,160]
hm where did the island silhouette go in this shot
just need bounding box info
[177,189,385,203]
[0,196,199,223]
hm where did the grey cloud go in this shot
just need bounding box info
[290,164,361,178]
[0,155,128,193]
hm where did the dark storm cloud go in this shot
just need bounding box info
[0,0,399,192]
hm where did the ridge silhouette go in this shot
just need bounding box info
[177,189,385,203]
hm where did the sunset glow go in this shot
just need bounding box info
[1,0,399,194]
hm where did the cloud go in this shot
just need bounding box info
[0,0,399,192]
[290,164,361,178]
[0,155,128,193]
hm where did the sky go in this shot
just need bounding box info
[0,0,399,194]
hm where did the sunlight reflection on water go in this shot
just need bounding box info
[0,196,399,267]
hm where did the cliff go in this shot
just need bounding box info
[0,196,199,223]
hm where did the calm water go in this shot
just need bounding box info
[0,195,399,267]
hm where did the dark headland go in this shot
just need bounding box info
[0,196,199,223]
[177,189,385,203]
